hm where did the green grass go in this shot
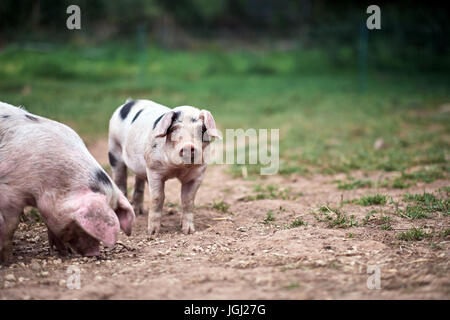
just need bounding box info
[440,229,450,238]
[402,168,445,183]
[263,210,276,224]
[288,218,307,228]
[167,201,178,207]
[362,210,377,225]
[400,192,449,218]
[357,194,387,206]
[20,208,42,224]
[402,205,429,219]
[380,223,393,230]
[391,178,412,189]
[282,281,300,290]
[337,179,373,190]
[361,211,393,229]
[397,227,428,241]
[240,184,298,201]
[391,167,446,188]
[211,200,232,215]
[1,43,448,175]
[314,206,358,228]
[380,216,393,230]
[403,192,447,210]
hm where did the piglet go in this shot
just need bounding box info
[108,99,221,236]
[0,102,135,263]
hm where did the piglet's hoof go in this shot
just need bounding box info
[181,221,195,235]
[132,204,146,216]
[148,223,161,237]
[0,249,13,266]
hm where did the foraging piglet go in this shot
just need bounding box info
[0,102,135,263]
[108,99,221,236]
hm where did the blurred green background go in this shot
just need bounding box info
[0,0,448,178]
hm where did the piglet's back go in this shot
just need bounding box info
[0,102,100,193]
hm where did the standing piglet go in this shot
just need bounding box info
[0,102,135,263]
[108,99,221,236]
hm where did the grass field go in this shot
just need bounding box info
[0,43,449,177]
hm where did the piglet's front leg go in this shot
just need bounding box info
[180,177,203,235]
[132,176,146,215]
[147,171,165,237]
[47,228,69,256]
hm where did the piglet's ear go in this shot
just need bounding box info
[154,111,176,138]
[200,109,221,140]
[71,206,120,248]
[114,194,135,236]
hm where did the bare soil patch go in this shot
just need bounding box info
[1,140,448,299]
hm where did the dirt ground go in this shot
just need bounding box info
[0,140,449,300]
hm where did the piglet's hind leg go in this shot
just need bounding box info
[132,176,147,215]
[0,208,21,264]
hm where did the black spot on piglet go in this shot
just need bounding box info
[0,115,10,119]
[25,114,39,121]
[96,170,112,186]
[131,109,143,123]
[152,111,181,130]
[120,101,135,120]
[90,169,113,194]
[153,113,165,129]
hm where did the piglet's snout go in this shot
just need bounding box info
[179,144,200,164]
